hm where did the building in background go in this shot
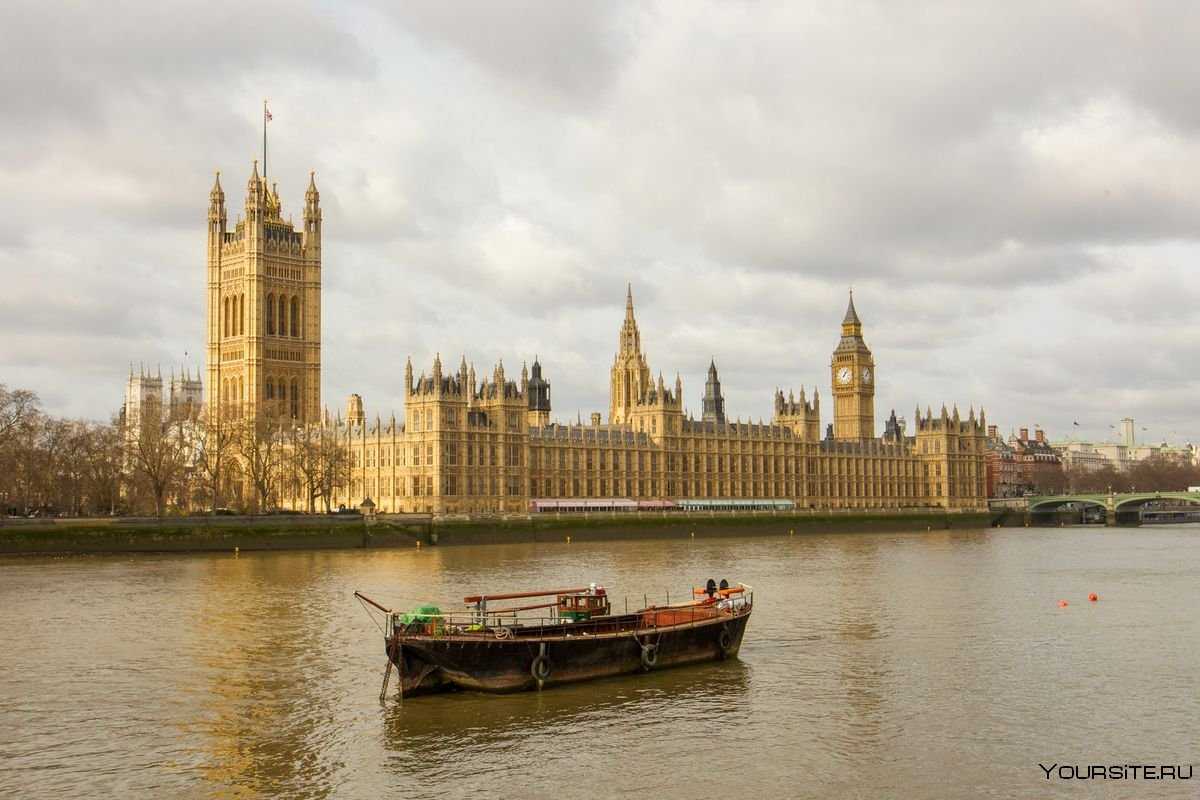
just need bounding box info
[1010,427,1064,493]
[985,425,1023,498]
[1052,417,1195,473]
[120,365,202,432]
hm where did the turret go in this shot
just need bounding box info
[208,171,226,243]
[346,393,365,427]
[702,359,727,423]
[404,357,413,395]
[303,171,321,252]
[527,356,551,427]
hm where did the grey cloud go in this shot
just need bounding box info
[2,0,1199,443]
[376,1,635,107]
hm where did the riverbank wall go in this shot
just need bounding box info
[0,509,994,555]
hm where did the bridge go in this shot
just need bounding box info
[1026,491,1200,513]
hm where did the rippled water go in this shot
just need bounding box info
[1,526,1198,798]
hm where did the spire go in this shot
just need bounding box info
[842,289,861,325]
[616,284,643,358]
[304,171,320,221]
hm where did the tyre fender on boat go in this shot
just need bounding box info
[531,651,552,683]
[717,625,734,658]
[640,642,659,670]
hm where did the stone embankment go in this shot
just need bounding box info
[0,509,994,555]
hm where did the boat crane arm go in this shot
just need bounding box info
[353,591,392,614]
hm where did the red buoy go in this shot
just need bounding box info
[1058,600,1069,608]
[1088,593,1098,602]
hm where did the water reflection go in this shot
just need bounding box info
[188,553,348,798]
[384,660,752,751]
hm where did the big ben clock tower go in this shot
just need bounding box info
[831,291,875,440]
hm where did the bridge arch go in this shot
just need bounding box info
[1112,492,1200,511]
[1028,496,1107,513]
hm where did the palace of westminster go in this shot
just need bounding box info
[127,161,988,514]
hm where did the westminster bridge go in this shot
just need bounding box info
[990,491,1200,525]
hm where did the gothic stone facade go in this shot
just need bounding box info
[301,289,987,514]
[206,163,322,426]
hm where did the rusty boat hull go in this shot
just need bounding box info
[387,608,752,696]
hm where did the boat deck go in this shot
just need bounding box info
[394,604,748,644]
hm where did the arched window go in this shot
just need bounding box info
[290,379,300,419]
[276,295,286,337]
[266,294,275,335]
[239,294,245,336]
[238,376,244,406]
[265,379,274,401]
[223,297,230,337]
[290,296,300,338]
[221,379,228,404]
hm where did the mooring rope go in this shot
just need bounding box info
[356,594,387,638]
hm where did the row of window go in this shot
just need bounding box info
[218,376,302,419]
[221,292,303,338]
[265,293,302,337]
[265,378,302,419]
[334,474,981,505]
[223,294,245,338]
[407,407,524,431]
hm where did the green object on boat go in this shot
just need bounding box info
[400,604,442,625]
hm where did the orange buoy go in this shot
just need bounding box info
[1088,593,1098,602]
[1058,600,1069,608]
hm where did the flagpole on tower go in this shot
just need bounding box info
[263,99,269,180]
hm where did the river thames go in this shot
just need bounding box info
[1,525,1196,798]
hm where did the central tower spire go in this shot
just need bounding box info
[618,282,642,356]
[610,284,651,424]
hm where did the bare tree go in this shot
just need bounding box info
[316,426,350,512]
[289,424,323,513]
[0,384,39,445]
[80,419,125,515]
[237,415,283,513]
[194,406,238,513]
[126,396,192,517]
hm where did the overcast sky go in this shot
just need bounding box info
[2,1,1199,444]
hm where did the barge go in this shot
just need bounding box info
[356,579,753,697]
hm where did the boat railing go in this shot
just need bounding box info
[386,586,753,640]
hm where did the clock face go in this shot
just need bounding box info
[861,367,872,384]
[836,367,853,385]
